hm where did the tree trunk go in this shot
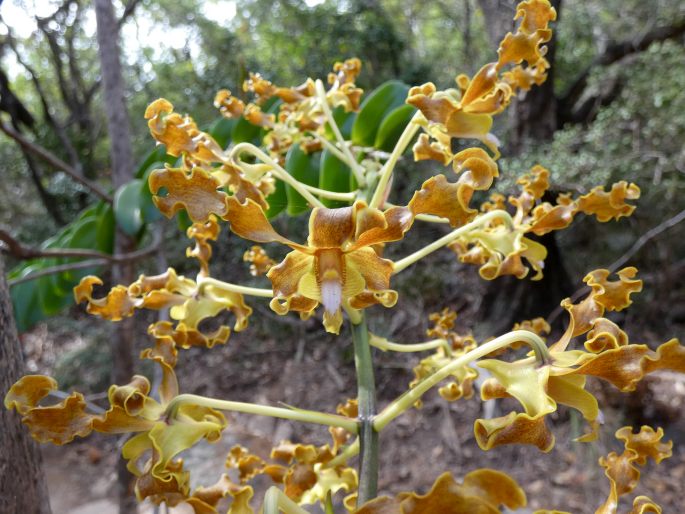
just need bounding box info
[0,256,53,514]
[93,1,137,512]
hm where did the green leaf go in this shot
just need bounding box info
[232,115,262,145]
[374,104,417,152]
[139,168,164,224]
[325,106,357,140]
[319,149,353,208]
[265,178,288,218]
[114,180,145,236]
[10,265,43,332]
[351,80,410,147]
[208,117,236,148]
[95,204,115,254]
[284,146,322,215]
[135,145,175,179]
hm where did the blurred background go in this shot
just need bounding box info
[1,1,684,513]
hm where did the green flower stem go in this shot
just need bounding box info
[392,210,514,273]
[350,312,379,505]
[197,276,274,298]
[369,334,451,355]
[166,394,358,433]
[264,486,311,514]
[229,142,325,208]
[324,437,360,469]
[314,79,366,187]
[368,111,422,209]
[373,330,552,431]
[314,132,352,165]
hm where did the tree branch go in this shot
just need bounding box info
[559,19,685,123]
[117,0,143,29]
[0,122,112,203]
[1,228,162,263]
[5,231,163,287]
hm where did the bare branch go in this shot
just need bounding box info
[6,231,163,287]
[0,121,112,203]
[1,228,162,263]
[117,0,143,29]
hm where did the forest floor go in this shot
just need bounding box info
[31,304,685,514]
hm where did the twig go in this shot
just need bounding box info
[0,121,112,203]
[6,232,162,286]
[546,207,685,325]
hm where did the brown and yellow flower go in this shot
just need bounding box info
[473,268,685,452]
[4,337,227,496]
[408,0,557,160]
[225,197,414,334]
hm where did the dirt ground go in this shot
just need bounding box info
[30,302,685,514]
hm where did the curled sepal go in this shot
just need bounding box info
[187,215,221,276]
[630,497,662,514]
[577,182,641,222]
[4,375,95,444]
[145,99,223,161]
[76,269,251,350]
[595,426,672,514]
[575,338,685,392]
[615,426,673,466]
[408,148,498,228]
[74,276,135,321]
[149,166,229,222]
[355,470,526,514]
[474,411,555,452]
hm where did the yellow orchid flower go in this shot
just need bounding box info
[408,0,557,160]
[225,197,414,334]
[4,337,227,501]
[473,268,685,451]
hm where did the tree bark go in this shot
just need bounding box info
[93,1,137,512]
[0,256,53,514]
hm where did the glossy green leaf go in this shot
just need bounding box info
[10,265,43,332]
[114,179,145,236]
[208,117,236,148]
[284,146,322,215]
[319,149,353,208]
[325,106,356,140]
[135,145,175,179]
[265,178,287,218]
[351,80,409,147]
[140,168,164,224]
[374,104,417,152]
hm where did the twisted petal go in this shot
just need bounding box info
[356,470,526,514]
[74,277,135,321]
[149,166,229,222]
[4,375,95,444]
[474,411,554,452]
[577,181,641,222]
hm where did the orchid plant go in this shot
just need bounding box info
[5,1,685,512]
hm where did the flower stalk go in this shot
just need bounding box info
[373,330,551,431]
[315,79,366,187]
[165,394,358,432]
[350,312,379,505]
[369,111,422,209]
[393,209,514,273]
